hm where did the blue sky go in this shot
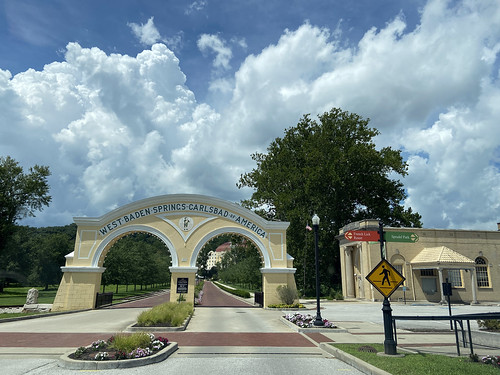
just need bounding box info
[1,0,500,230]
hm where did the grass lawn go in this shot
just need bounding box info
[0,286,58,306]
[0,312,41,320]
[0,284,170,307]
[332,343,499,375]
[103,284,169,303]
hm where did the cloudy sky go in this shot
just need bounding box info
[1,0,499,230]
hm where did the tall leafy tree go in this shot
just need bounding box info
[0,156,51,255]
[103,233,171,292]
[238,108,422,294]
[29,233,72,290]
[217,235,263,290]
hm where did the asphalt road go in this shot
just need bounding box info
[0,286,367,375]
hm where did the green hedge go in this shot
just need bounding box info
[213,282,251,298]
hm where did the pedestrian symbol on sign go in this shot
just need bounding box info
[380,265,391,286]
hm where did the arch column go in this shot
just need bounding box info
[261,267,297,306]
[345,247,355,298]
[52,267,105,311]
[470,268,478,304]
[170,267,198,304]
[438,268,446,304]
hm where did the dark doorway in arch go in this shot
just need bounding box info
[196,234,263,307]
[102,232,172,296]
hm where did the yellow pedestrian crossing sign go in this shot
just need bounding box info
[366,259,405,298]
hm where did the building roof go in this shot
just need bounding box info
[410,246,475,267]
[215,242,231,252]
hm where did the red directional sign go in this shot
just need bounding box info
[344,230,380,242]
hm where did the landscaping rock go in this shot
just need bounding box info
[25,288,38,305]
[22,304,52,313]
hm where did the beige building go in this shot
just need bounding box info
[339,219,500,304]
[206,242,231,270]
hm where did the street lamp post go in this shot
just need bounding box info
[312,214,324,326]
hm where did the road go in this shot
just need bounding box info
[0,284,366,375]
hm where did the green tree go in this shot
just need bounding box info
[0,156,51,256]
[103,233,171,292]
[217,235,263,290]
[28,233,71,290]
[238,108,422,295]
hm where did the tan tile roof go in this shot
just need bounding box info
[410,246,474,265]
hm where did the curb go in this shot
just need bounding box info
[125,314,192,332]
[0,309,92,324]
[320,343,392,375]
[58,342,178,370]
[279,316,348,333]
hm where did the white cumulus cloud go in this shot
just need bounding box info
[128,17,162,46]
[197,34,233,70]
[3,0,500,231]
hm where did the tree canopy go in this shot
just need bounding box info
[238,107,422,294]
[102,233,172,292]
[0,156,51,254]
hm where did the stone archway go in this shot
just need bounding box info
[52,194,296,311]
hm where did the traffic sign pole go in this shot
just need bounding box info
[378,222,398,356]
[383,297,397,355]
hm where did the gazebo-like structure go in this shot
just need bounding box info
[410,246,477,304]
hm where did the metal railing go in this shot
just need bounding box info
[254,291,263,307]
[392,312,500,356]
[95,292,113,308]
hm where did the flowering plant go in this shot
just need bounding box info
[94,352,109,361]
[284,313,337,328]
[129,347,153,358]
[70,334,170,361]
[195,290,204,305]
[481,355,500,368]
[91,340,107,350]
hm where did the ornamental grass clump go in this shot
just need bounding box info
[112,332,152,353]
[136,302,193,327]
[276,285,298,305]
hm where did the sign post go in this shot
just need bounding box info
[345,222,414,355]
[443,278,453,329]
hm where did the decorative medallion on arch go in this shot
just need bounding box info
[52,194,296,311]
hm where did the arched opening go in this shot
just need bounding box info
[100,232,172,295]
[196,233,264,293]
[92,224,178,268]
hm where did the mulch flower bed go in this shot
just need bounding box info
[69,334,169,361]
[283,312,337,328]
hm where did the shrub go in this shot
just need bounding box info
[477,319,500,331]
[194,280,204,298]
[329,288,344,300]
[213,282,250,298]
[276,285,298,305]
[136,302,193,327]
[267,303,305,308]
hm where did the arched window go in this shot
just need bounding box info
[390,255,406,285]
[475,257,490,288]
